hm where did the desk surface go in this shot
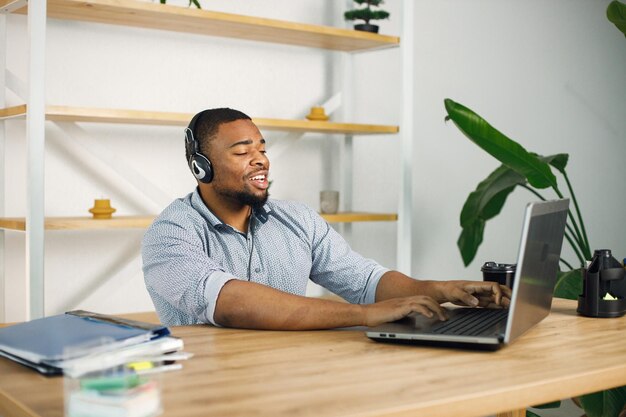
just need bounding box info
[1,298,625,417]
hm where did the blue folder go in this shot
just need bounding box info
[0,310,170,375]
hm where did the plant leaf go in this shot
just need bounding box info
[460,165,525,227]
[539,153,569,175]
[458,219,485,266]
[444,99,558,190]
[580,387,626,417]
[554,268,583,300]
[607,0,626,37]
[457,165,525,266]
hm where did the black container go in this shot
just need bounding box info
[354,23,379,33]
[481,262,516,289]
[577,249,626,318]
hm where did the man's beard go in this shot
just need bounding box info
[216,187,269,210]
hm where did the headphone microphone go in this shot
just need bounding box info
[185,111,213,183]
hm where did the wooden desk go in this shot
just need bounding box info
[1,298,625,417]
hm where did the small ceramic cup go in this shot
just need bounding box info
[320,190,339,214]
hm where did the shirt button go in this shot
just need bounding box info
[255,267,261,273]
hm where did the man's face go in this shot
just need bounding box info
[208,119,270,208]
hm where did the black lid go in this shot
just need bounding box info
[481,261,516,272]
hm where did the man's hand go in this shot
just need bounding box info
[434,280,512,308]
[361,295,448,327]
[376,272,512,311]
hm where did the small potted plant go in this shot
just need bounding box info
[344,0,390,33]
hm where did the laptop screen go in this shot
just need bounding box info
[504,199,569,343]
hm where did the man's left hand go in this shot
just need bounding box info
[436,281,512,308]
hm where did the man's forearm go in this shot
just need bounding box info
[375,271,441,302]
[214,280,365,330]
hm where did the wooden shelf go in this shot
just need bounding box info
[3,0,399,52]
[0,216,155,231]
[0,212,397,231]
[0,105,399,135]
[321,212,398,223]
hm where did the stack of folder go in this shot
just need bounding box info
[0,310,189,376]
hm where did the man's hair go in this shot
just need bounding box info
[185,108,251,162]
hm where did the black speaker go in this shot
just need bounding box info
[184,111,213,183]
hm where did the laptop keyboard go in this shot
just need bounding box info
[431,308,508,336]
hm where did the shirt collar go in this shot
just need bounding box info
[190,188,223,228]
[191,187,272,229]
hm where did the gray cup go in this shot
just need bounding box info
[320,190,339,214]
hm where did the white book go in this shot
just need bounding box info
[59,336,185,377]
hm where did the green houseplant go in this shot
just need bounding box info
[344,0,390,33]
[607,0,626,37]
[443,98,626,417]
[443,98,589,293]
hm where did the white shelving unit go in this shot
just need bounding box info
[0,0,413,320]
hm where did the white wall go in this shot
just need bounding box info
[406,0,626,280]
[1,0,624,322]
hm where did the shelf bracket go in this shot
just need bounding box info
[65,242,142,312]
[54,122,172,212]
[0,0,26,15]
[6,69,28,101]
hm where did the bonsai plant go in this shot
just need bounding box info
[443,98,626,417]
[344,0,390,33]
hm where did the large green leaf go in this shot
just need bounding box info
[607,1,626,37]
[460,165,526,227]
[444,99,558,190]
[458,219,485,266]
[457,165,526,265]
[580,387,626,417]
[554,268,583,300]
[540,153,569,175]
[456,154,571,266]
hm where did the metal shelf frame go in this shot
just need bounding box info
[0,0,413,320]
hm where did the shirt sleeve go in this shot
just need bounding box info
[142,215,238,326]
[304,206,389,304]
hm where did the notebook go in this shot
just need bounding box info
[0,310,171,375]
[366,199,570,350]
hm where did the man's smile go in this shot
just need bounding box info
[248,172,269,190]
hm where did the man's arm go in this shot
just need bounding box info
[376,271,511,308]
[214,279,448,330]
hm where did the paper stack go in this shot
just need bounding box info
[0,310,190,376]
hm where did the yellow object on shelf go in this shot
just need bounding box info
[306,106,329,121]
[89,199,116,219]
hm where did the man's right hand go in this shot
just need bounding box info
[360,295,448,327]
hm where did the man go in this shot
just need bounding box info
[142,108,511,329]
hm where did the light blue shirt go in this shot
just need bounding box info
[142,189,388,326]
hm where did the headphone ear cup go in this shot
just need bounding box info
[189,154,213,183]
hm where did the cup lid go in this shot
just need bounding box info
[481,262,516,272]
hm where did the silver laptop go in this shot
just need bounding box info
[367,199,570,350]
